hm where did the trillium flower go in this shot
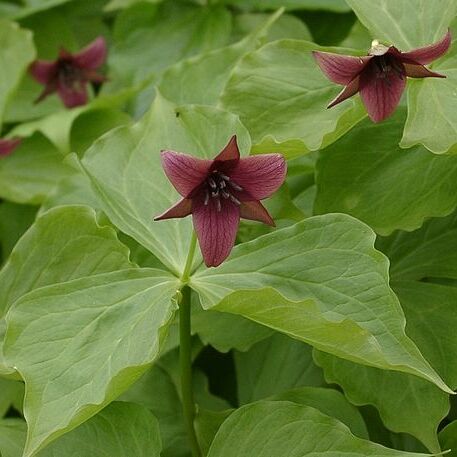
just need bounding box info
[313,30,451,122]
[0,138,21,158]
[155,136,287,267]
[30,36,107,108]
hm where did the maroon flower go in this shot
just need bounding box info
[155,136,287,267]
[0,138,21,158]
[29,36,107,108]
[313,30,451,122]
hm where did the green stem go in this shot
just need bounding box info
[179,286,201,457]
[182,232,198,284]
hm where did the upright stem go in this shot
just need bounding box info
[179,231,201,457]
[179,286,201,457]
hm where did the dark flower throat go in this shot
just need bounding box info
[203,170,243,211]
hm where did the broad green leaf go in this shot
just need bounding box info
[0,20,35,127]
[235,333,324,404]
[37,402,162,457]
[439,421,457,457]
[0,419,26,457]
[158,10,284,105]
[0,202,37,263]
[346,0,457,49]
[341,20,372,49]
[313,351,448,452]
[80,93,250,276]
[0,205,132,317]
[0,0,75,20]
[192,213,451,392]
[270,387,369,439]
[401,40,457,154]
[315,111,457,235]
[222,0,350,12]
[0,133,72,205]
[220,39,367,158]
[105,0,163,11]
[207,401,430,457]
[0,378,24,417]
[4,268,179,457]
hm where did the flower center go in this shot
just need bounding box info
[204,170,243,212]
[58,59,83,88]
[373,55,405,82]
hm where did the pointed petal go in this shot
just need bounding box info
[404,63,446,78]
[401,30,452,65]
[229,154,286,201]
[327,76,360,108]
[192,198,240,267]
[161,151,212,198]
[313,51,371,85]
[213,135,240,163]
[154,198,192,221]
[73,37,107,70]
[29,60,57,84]
[359,65,406,123]
[240,200,274,226]
[0,138,21,157]
[57,81,88,108]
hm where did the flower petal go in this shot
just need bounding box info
[29,60,57,84]
[192,197,240,267]
[313,51,371,85]
[57,81,88,108]
[161,151,212,198]
[213,135,240,162]
[73,36,108,70]
[327,76,360,108]
[240,200,274,226]
[229,154,287,200]
[400,30,452,65]
[403,63,446,78]
[0,138,21,157]
[359,65,406,123]
[154,198,192,221]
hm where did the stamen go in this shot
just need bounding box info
[208,178,217,189]
[230,195,241,205]
[222,190,230,199]
[219,173,230,181]
[211,190,219,197]
[229,181,243,191]
[204,190,209,206]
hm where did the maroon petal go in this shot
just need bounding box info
[192,198,240,267]
[240,200,275,226]
[327,76,360,108]
[401,30,452,65]
[229,154,286,201]
[359,66,406,123]
[29,60,57,84]
[73,37,107,70]
[161,151,212,198]
[404,63,446,78]
[154,198,192,221]
[0,138,21,157]
[213,135,240,162]
[57,81,88,108]
[313,51,371,85]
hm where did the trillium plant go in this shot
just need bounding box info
[1,2,457,457]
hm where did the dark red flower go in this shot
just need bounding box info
[29,37,107,108]
[0,138,21,158]
[313,30,451,122]
[155,136,287,267]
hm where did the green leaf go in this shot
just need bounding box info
[0,378,24,417]
[222,0,351,12]
[207,401,430,457]
[105,0,164,11]
[0,0,75,20]
[0,419,26,457]
[346,0,456,49]
[315,111,457,235]
[37,402,162,457]
[4,268,179,457]
[220,39,367,158]
[158,10,284,106]
[313,350,448,452]
[235,333,324,404]
[80,92,250,276]
[0,133,72,205]
[401,40,457,154]
[0,20,35,128]
[439,421,457,457]
[0,205,132,317]
[191,213,451,393]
